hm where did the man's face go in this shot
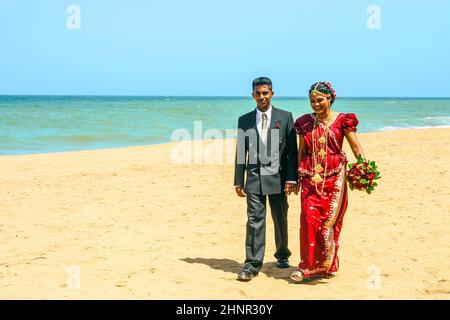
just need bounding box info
[252,85,274,110]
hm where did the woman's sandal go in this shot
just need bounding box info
[290,270,304,283]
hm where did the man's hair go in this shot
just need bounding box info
[252,77,273,91]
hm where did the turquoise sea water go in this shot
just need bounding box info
[1,96,450,155]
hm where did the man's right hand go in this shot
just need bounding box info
[235,186,246,197]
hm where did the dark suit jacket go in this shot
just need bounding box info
[234,106,298,195]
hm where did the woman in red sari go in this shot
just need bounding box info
[291,81,365,282]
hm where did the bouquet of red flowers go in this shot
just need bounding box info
[346,154,380,194]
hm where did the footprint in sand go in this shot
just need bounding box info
[116,281,127,288]
[94,256,108,261]
[30,254,47,261]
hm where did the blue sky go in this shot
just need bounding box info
[1,0,449,97]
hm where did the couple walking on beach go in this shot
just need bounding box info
[234,77,365,282]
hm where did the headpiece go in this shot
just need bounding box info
[309,81,337,103]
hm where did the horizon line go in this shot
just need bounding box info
[1,94,450,99]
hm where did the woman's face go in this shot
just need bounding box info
[310,93,331,118]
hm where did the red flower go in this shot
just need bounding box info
[274,120,282,129]
[346,156,380,194]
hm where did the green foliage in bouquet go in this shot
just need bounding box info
[346,154,381,194]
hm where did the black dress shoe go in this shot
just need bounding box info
[237,269,258,281]
[276,259,290,269]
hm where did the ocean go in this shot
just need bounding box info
[1,95,450,155]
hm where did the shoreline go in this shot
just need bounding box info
[2,94,450,98]
[2,126,450,158]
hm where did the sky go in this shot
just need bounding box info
[1,0,449,97]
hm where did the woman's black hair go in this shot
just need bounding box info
[309,81,337,105]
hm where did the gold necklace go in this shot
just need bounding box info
[311,111,333,194]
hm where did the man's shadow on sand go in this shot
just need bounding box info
[181,257,327,285]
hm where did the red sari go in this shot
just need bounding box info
[293,112,358,279]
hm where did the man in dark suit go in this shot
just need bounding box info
[234,77,298,281]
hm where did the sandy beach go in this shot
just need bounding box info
[0,128,449,299]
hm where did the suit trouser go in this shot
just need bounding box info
[244,192,291,273]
